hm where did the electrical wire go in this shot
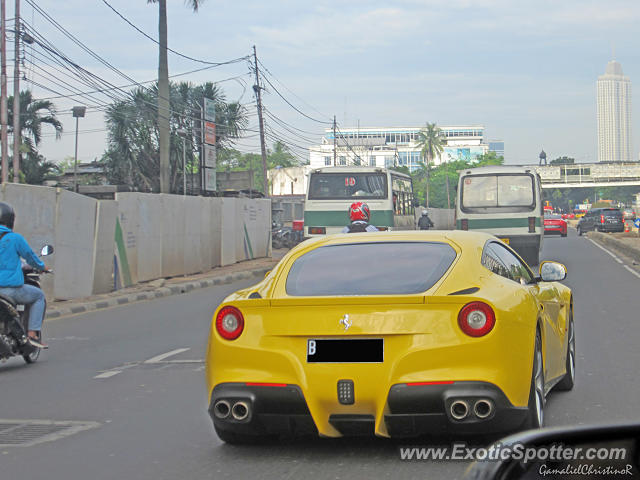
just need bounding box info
[100,0,250,67]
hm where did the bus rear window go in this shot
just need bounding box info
[308,173,387,200]
[286,242,456,296]
[462,174,535,212]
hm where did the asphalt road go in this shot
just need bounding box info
[2,229,640,480]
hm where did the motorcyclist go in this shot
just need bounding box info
[341,202,379,233]
[418,209,434,230]
[0,202,49,348]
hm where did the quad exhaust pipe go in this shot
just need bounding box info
[213,400,231,419]
[231,401,250,421]
[214,400,251,421]
[450,400,470,420]
[473,399,493,419]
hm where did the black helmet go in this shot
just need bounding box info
[0,202,15,229]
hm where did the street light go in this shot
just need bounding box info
[72,106,86,193]
[177,128,187,196]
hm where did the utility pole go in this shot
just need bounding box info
[1,0,8,183]
[12,0,19,182]
[333,115,337,166]
[252,46,268,197]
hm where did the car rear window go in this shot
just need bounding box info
[285,242,457,296]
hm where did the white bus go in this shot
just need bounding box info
[304,166,415,237]
[455,165,544,266]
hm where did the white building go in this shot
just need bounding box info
[309,125,490,171]
[597,60,632,162]
[268,165,312,196]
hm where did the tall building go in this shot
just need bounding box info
[597,60,632,162]
[309,125,489,171]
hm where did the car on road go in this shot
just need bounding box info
[205,231,575,443]
[623,209,636,220]
[543,214,567,237]
[577,208,625,235]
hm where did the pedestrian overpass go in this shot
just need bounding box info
[525,163,640,189]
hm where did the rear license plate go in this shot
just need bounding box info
[499,237,510,244]
[307,339,383,363]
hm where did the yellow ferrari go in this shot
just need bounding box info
[205,231,574,443]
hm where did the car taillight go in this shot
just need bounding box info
[461,219,468,230]
[215,306,244,340]
[528,217,535,233]
[600,215,605,224]
[376,226,388,231]
[309,227,326,235]
[458,302,495,337]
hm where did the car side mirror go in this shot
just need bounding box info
[539,261,566,281]
[465,422,640,479]
[40,245,54,256]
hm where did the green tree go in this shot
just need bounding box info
[217,141,299,194]
[415,123,445,207]
[102,81,246,192]
[6,90,63,184]
[411,152,504,208]
[148,0,205,193]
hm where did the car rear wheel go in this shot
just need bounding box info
[561,232,567,238]
[556,312,575,391]
[525,330,544,429]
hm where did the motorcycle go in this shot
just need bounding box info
[0,245,53,364]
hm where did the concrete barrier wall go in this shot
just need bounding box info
[114,193,139,286]
[0,185,270,300]
[92,200,117,294]
[220,198,237,266]
[136,194,163,282]
[1,184,58,298]
[53,189,98,300]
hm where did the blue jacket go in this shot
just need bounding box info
[0,225,45,287]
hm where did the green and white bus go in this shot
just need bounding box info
[304,167,415,237]
[455,165,544,266]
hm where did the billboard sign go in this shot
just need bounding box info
[204,121,216,145]
[204,168,217,191]
[204,144,217,168]
[204,97,216,122]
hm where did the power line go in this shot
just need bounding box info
[100,0,250,67]
[257,58,332,123]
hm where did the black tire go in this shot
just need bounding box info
[23,347,40,364]
[524,330,544,429]
[555,311,575,391]
[214,425,265,445]
[561,233,567,238]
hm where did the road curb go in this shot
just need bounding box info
[588,231,640,263]
[45,267,271,320]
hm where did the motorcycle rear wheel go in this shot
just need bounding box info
[23,347,40,363]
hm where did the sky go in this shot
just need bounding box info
[9,0,640,166]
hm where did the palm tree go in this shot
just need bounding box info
[415,123,445,207]
[148,0,206,193]
[7,90,63,183]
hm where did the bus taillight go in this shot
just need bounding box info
[461,219,468,231]
[528,217,536,233]
[309,227,326,235]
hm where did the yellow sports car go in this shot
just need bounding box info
[205,231,574,443]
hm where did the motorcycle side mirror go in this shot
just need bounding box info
[41,245,54,256]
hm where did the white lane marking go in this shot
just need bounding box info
[143,348,190,364]
[588,239,623,263]
[624,265,640,279]
[94,370,122,379]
